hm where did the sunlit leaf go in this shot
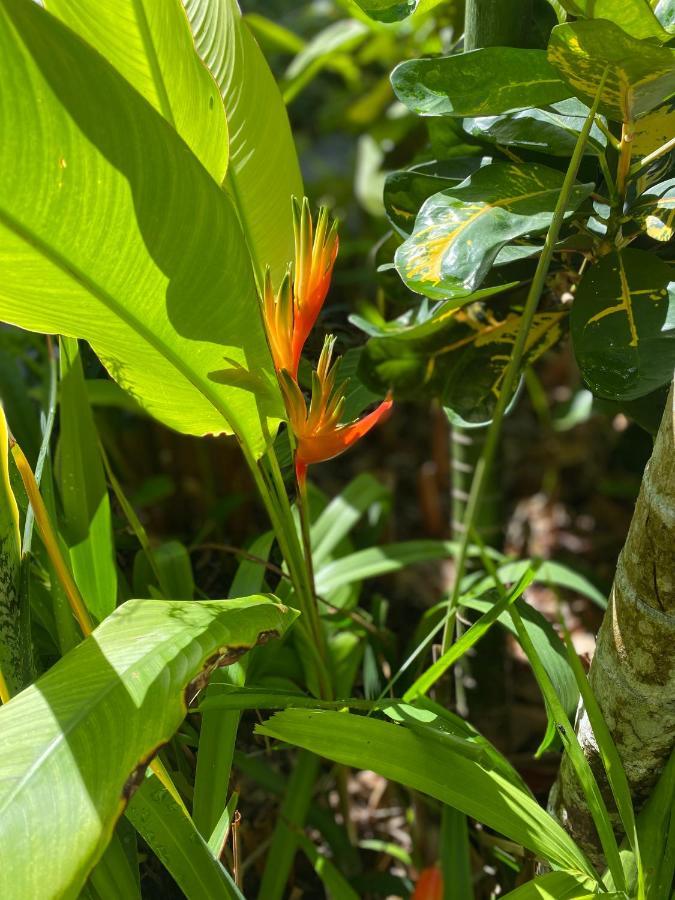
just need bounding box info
[570,249,675,401]
[257,708,597,879]
[629,178,675,242]
[392,49,572,118]
[500,870,598,898]
[547,19,675,122]
[349,0,419,22]
[395,163,592,300]
[633,102,675,156]
[0,595,295,898]
[57,338,117,622]
[0,0,282,457]
[44,0,228,181]
[184,0,303,283]
[556,0,670,41]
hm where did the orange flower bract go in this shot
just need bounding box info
[280,336,392,486]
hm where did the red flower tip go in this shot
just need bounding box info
[412,866,443,900]
[280,335,392,485]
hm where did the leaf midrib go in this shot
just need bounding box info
[129,0,176,127]
[0,207,241,438]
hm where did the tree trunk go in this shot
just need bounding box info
[551,384,675,864]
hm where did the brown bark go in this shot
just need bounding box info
[551,384,675,864]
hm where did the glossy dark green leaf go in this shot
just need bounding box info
[463,99,607,158]
[395,163,592,300]
[361,291,565,423]
[257,709,596,878]
[629,178,675,243]
[349,0,418,22]
[0,0,282,457]
[547,20,675,122]
[392,49,573,118]
[571,249,675,401]
[384,169,464,237]
[556,0,670,41]
[57,338,117,622]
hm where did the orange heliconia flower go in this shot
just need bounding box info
[262,198,338,379]
[279,336,392,485]
[412,866,443,900]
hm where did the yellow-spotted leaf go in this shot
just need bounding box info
[395,162,592,300]
[0,0,283,458]
[547,19,675,122]
[633,102,675,156]
[570,249,675,401]
[45,0,228,183]
[557,0,671,41]
[391,49,573,118]
[360,296,564,425]
[629,178,675,242]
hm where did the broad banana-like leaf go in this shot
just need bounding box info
[0,595,296,900]
[184,0,303,283]
[0,0,282,457]
[44,0,228,182]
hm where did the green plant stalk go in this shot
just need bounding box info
[470,528,622,890]
[258,750,321,900]
[241,441,331,699]
[558,617,645,899]
[23,336,58,553]
[12,437,186,811]
[440,74,608,655]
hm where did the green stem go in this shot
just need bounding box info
[440,75,607,654]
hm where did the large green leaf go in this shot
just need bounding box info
[557,0,670,41]
[0,406,28,697]
[383,161,484,236]
[391,49,573,118]
[44,0,228,182]
[463,99,607,159]
[257,709,596,879]
[57,338,117,622]
[570,249,675,401]
[184,0,303,283]
[547,19,675,122]
[633,102,675,156]
[0,595,294,899]
[395,163,592,300]
[0,0,282,457]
